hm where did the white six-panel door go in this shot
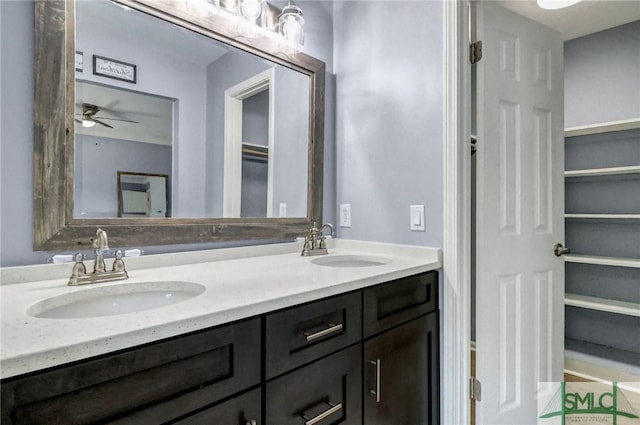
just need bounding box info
[475,2,565,423]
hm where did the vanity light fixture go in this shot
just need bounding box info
[182,0,304,53]
[278,1,304,54]
[536,0,582,10]
[186,0,220,17]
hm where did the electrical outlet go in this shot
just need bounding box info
[279,203,287,217]
[339,204,351,227]
[410,205,425,231]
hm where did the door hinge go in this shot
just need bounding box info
[470,376,482,401]
[470,41,483,64]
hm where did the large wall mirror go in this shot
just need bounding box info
[34,0,325,250]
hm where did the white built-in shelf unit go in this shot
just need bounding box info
[563,118,640,383]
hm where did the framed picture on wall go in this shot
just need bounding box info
[93,55,137,83]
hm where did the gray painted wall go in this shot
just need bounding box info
[205,51,271,217]
[77,3,209,217]
[205,51,310,218]
[564,21,640,128]
[0,0,335,266]
[242,90,269,146]
[271,67,310,218]
[333,0,443,246]
[74,135,172,218]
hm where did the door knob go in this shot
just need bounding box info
[554,243,570,257]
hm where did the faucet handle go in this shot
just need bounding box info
[70,253,87,277]
[112,250,127,273]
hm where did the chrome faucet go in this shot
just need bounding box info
[301,222,334,256]
[92,228,109,274]
[68,228,129,286]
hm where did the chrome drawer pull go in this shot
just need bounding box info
[304,323,344,342]
[369,359,381,403]
[302,402,343,425]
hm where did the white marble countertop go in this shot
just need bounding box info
[0,239,441,379]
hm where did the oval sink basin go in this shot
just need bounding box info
[311,254,390,268]
[28,281,206,319]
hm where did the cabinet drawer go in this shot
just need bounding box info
[363,271,438,338]
[265,345,362,425]
[1,318,261,425]
[265,291,361,379]
[173,388,261,425]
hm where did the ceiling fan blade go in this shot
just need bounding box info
[93,116,139,124]
[75,119,82,124]
[93,118,113,129]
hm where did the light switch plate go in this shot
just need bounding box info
[410,205,425,231]
[339,204,351,227]
[279,203,287,217]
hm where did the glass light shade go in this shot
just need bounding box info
[186,0,220,17]
[278,2,304,53]
[239,0,265,21]
[82,119,96,128]
[536,0,581,9]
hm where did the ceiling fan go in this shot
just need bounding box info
[75,103,138,129]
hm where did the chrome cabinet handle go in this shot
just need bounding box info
[302,402,343,425]
[369,359,381,403]
[304,323,343,342]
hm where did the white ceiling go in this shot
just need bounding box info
[75,81,174,146]
[497,0,640,40]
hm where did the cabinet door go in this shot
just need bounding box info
[1,319,261,425]
[364,312,439,425]
[173,388,261,425]
[266,344,362,425]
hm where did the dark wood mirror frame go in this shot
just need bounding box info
[34,0,325,250]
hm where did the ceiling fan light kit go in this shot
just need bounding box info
[75,103,137,129]
[536,0,582,10]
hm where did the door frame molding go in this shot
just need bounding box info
[223,68,276,217]
[442,1,472,423]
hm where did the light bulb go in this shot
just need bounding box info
[283,16,301,52]
[239,0,265,21]
[278,2,304,53]
[82,119,96,128]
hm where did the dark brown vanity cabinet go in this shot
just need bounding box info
[172,388,261,425]
[363,271,439,425]
[1,271,439,425]
[266,345,362,424]
[265,291,362,379]
[364,313,439,425]
[0,319,261,425]
[264,292,363,424]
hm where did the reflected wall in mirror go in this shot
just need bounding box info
[75,0,309,219]
[117,172,170,218]
[75,81,174,218]
[33,0,325,250]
